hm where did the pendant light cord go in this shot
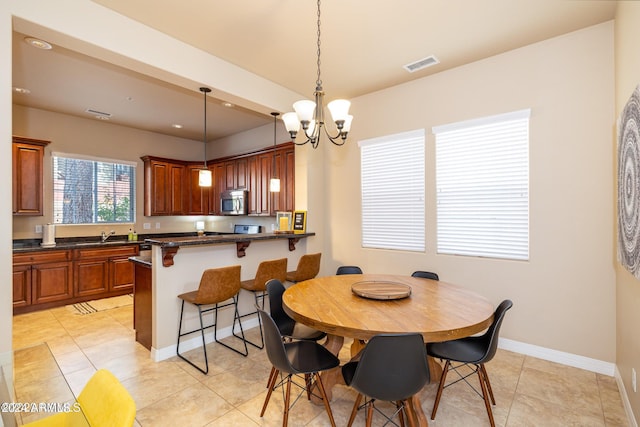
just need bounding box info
[200,87,211,168]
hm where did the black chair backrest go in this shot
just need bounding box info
[478,299,513,364]
[336,265,363,275]
[411,270,439,280]
[349,333,429,402]
[266,279,295,337]
[257,308,295,374]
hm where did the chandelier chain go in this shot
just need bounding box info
[316,0,322,88]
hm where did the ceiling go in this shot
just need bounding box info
[11,0,616,142]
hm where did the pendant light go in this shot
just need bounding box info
[269,112,281,192]
[198,87,212,187]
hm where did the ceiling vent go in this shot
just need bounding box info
[85,108,112,120]
[403,55,440,73]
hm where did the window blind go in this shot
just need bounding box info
[433,109,530,260]
[359,129,425,251]
[52,152,136,224]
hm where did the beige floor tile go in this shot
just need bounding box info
[10,298,632,427]
[136,382,233,427]
[119,362,200,410]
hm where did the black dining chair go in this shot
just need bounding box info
[266,279,326,342]
[336,265,363,275]
[257,307,339,427]
[427,299,513,427]
[342,333,430,427]
[411,270,439,280]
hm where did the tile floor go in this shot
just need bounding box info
[10,301,629,426]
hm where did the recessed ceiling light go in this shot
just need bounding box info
[222,102,234,108]
[24,37,52,50]
[172,124,183,129]
[13,87,31,94]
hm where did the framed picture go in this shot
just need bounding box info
[293,210,307,234]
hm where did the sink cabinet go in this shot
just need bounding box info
[12,136,50,216]
[13,245,139,314]
[13,250,73,309]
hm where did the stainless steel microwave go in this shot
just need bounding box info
[220,189,248,215]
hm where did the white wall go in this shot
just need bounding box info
[323,22,616,362]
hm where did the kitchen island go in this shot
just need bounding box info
[135,232,315,361]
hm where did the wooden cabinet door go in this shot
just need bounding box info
[146,160,169,215]
[110,257,134,292]
[12,137,49,216]
[258,153,272,215]
[74,259,109,297]
[168,163,185,214]
[208,162,226,215]
[13,265,31,307]
[271,146,295,214]
[185,165,208,215]
[235,157,248,189]
[32,261,73,304]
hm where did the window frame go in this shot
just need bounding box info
[52,152,136,225]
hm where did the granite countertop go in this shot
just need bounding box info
[144,231,315,248]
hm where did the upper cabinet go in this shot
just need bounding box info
[142,143,294,217]
[141,156,185,216]
[13,136,50,216]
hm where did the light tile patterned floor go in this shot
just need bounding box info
[11,302,629,426]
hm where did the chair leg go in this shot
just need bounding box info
[314,372,336,427]
[346,394,363,427]
[431,359,450,420]
[366,401,374,427]
[261,369,280,417]
[232,291,265,349]
[266,366,276,389]
[176,301,209,374]
[283,375,292,427]
[396,401,405,427]
[476,365,496,427]
[213,297,249,356]
[480,363,496,404]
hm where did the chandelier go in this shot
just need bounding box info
[281,0,353,148]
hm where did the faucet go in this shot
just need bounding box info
[101,230,115,243]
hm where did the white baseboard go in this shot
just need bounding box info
[499,337,615,376]
[615,365,639,427]
[151,317,260,362]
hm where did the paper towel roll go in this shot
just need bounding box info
[41,224,56,247]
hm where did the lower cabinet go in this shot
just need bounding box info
[13,245,138,314]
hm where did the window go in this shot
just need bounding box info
[52,152,136,224]
[359,129,425,251]
[433,109,530,260]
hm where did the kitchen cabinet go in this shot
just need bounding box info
[142,156,185,216]
[12,136,50,216]
[142,142,295,217]
[74,246,138,297]
[248,153,273,215]
[271,146,296,214]
[185,163,208,215]
[13,245,138,314]
[13,250,73,310]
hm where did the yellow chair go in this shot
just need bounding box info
[23,369,136,427]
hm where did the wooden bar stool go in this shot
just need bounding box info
[177,265,248,374]
[233,258,287,349]
[286,253,321,284]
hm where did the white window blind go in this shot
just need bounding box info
[52,152,136,224]
[433,109,530,260]
[359,129,425,251]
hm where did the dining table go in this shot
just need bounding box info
[282,273,495,427]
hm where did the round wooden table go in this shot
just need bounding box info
[282,274,495,427]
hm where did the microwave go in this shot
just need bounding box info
[220,189,248,215]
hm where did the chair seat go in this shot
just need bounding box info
[285,340,339,374]
[427,336,487,364]
[240,278,261,291]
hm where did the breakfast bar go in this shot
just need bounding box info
[132,232,315,362]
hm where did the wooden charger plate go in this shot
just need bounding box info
[351,280,412,300]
